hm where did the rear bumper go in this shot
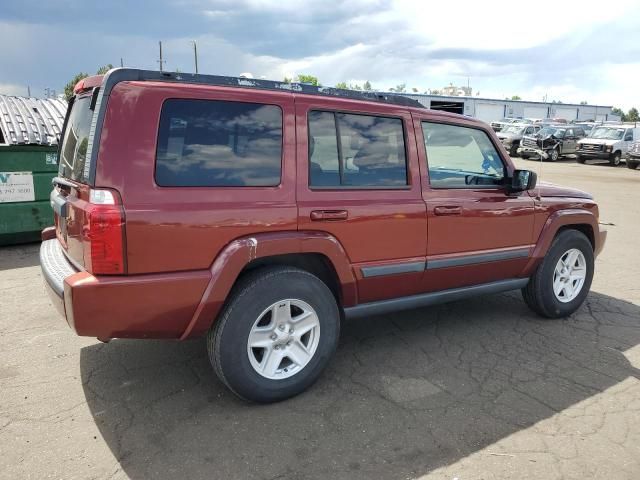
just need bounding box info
[39,239,210,339]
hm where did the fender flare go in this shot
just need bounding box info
[180,230,357,339]
[521,209,600,276]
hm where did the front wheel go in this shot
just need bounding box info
[208,266,340,403]
[627,159,639,170]
[510,144,519,157]
[549,148,559,162]
[576,155,586,164]
[522,229,594,318]
[609,152,622,166]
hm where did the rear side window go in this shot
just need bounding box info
[308,111,408,187]
[156,99,283,187]
[59,95,93,182]
[422,122,505,189]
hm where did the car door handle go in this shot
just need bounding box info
[434,206,462,216]
[310,210,348,221]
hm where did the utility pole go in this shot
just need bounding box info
[157,41,165,72]
[120,57,124,67]
[27,86,31,97]
[190,40,199,74]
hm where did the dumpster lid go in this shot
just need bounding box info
[0,94,68,146]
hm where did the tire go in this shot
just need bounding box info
[576,155,586,164]
[627,159,639,170]
[521,154,530,160]
[509,144,519,157]
[549,148,559,162]
[522,229,594,319]
[609,152,622,166]
[207,266,340,403]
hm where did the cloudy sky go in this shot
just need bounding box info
[1,0,639,108]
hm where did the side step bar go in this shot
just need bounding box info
[344,278,530,319]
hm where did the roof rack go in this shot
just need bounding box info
[97,68,425,109]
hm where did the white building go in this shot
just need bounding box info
[394,93,618,123]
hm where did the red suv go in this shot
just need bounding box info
[41,69,606,402]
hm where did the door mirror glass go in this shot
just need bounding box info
[510,169,537,192]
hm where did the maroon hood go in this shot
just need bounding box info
[529,181,593,199]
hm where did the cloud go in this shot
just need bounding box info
[0,0,639,109]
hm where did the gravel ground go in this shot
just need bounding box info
[1,157,639,480]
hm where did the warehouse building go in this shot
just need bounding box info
[394,93,618,123]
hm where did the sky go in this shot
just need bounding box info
[1,0,639,109]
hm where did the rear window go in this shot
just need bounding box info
[155,99,283,187]
[59,95,93,182]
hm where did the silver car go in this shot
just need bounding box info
[497,124,541,156]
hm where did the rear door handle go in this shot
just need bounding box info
[434,206,462,216]
[310,210,348,221]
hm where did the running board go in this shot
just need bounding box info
[344,278,530,319]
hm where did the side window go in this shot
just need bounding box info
[566,129,574,137]
[308,111,408,187]
[422,122,505,189]
[155,99,283,187]
[624,129,634,141]
[525,126,534,135]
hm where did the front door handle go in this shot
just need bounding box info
[310,210,348,221]
[434,206,462,216]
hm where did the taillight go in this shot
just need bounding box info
[82,189,126,275]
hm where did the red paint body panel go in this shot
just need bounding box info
[41,74,606,340]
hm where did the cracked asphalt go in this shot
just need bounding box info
[1,157,640,480]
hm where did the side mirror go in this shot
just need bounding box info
[509,169,537,193]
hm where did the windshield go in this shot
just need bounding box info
[590,127,624,140]
[538,127,562,137]
[59,95,93,182]
[501,126,524,134]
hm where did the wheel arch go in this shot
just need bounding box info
[522,209,601,276]
[180,231,357,339]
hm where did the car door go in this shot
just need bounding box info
[623,129,635,155]
[563,128,577,154]
[296,97,427,304]
[413,115,536,293]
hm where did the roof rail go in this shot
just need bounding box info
[97,68,425,109]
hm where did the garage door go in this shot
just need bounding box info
[523,106,548,119]
[554,106,577,121]
[475,103,505,122]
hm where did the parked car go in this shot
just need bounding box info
[627,140,640,169]
[518,125,587,161]
[40,68,606,403]
[490,117,523,132]
[497,123,541,156]
[576,125,640,166]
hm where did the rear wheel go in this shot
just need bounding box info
[522,229,594,318]
[208,266,340,403]
[627,159,639,169]
[609,151,622,166]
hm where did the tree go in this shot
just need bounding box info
[412,87,418,93]
[363,81,372,91]
[580,101,588,105]
[63,64,115,100]
[628,107,639,122]
[394,83,406,93]
[296,74,320,86]
[283,76,292,83]
[335,81,348,89]
[511,95,521,100]
[431,89,441,95]
[612,107,627,121]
